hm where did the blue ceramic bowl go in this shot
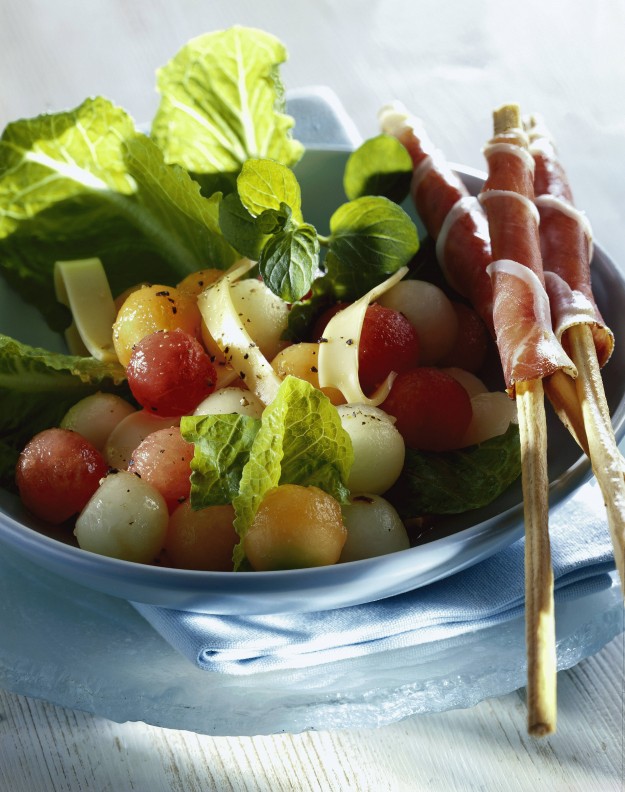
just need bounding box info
[1,153,624,614]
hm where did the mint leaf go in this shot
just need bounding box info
[219,192,270,259]
[152,27,303,189]
[387,424,522,516]
[326,196,419,300]
[344,134,413,203]
[0,97,239,324]
[181,413,261,508]
[259,223,319,303]
[237,158,303,221]
[257,204,292,234]
[232,376,353,568]
[0,333,128,487]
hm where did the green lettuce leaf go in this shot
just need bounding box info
[0,96,239,326]
[151,26,304,193]
[0,334,128,487]
[180,413,261,509]
[387,424,522,516]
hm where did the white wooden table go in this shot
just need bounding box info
[1,2,624,789]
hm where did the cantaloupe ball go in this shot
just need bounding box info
[165,501,237,571]
[244,484,346,570]
[177,268,223,297]
[271,343,345,405]
[114,282,149,312]
[112,284,202,367]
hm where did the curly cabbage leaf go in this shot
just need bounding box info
[0,97,238,327]
[151,26,304,193]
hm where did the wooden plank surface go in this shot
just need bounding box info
[0,636,623,791]
[1,2,624,790]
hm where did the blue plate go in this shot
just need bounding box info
[1,149,624,615]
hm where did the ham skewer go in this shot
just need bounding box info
[528,114,613,366]
[527,115,625,595]
[380,102,576,736]
[480,103,576,737]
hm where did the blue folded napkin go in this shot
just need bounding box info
[133,478,617,675]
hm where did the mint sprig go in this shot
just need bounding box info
[220,156,419,305]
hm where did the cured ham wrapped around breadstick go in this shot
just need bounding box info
[526,115,614,367]
[479,113,577,393]
[479,103,578,738]
[378,102,494,334]
[526,115,625,599]
[379,101,576,395]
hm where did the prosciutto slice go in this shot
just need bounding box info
[379,103,493,333]
[479,121,576,393]
[526,115,613,367]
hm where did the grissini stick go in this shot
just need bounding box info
[527,114,625,595]
[480,103,577,737]
[381,102,576,736]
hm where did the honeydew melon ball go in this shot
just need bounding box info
[60,392,136,452]
[75,470,168,563]
[460,391,518,447]
[441,367,488,398]
[193,386,264,419]
[103,411,179,470]
[378,279,458,364]
[340,494,410,562]
[337,404,405,494]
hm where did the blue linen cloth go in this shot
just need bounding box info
[133,479,618,675]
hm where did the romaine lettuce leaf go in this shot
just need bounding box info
[181,413,261,509]
[151,26,304,194]
[386,424,522,516]
[0,96,238,327]
[0,334,128,487]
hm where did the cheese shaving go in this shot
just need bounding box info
[197,259,283,406]
[317,267,409,406]
[53,258,118,362]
